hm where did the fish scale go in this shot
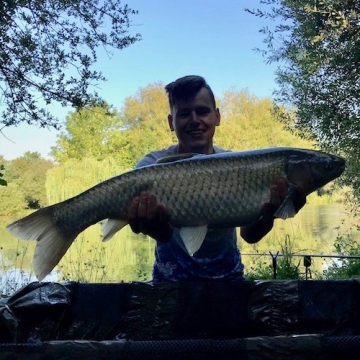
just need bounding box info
[6,147,345,280]
[153,152,289,226]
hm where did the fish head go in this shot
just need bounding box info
[285,149,345,194]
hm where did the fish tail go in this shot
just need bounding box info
[6,206,76,281]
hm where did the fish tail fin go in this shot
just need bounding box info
[6,206,76,281]
[101,219,128,242]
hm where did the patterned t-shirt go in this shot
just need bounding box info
[135,145,245,282]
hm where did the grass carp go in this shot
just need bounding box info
[7,147,345,280]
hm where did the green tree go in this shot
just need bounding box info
[247,0,360,204]
[0,0,140,129]
[0,183,27,215]
[120,82,176,164]
[51,102,132,166]
[215,89,314,150]
[6,151,54,208]
[46,156,126,204]
[52,82,175,170]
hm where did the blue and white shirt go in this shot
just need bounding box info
[135,145,245,282]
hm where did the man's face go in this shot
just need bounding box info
[168,87,220,154]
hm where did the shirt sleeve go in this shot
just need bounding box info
[135,153,159,168]
[135,145,178,169]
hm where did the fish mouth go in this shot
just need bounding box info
[330,155,345,176]
[332,160,346,178]
[338,163,346,175]
[337,156,346,172]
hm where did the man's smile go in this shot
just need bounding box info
[187,129,205,136]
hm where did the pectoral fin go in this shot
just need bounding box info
[102,219,128,242]
[180,225,208,255]
[273,186,297,219]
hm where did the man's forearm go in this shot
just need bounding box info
[240,212,274,244]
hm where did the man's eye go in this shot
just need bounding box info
[197,109,209,116]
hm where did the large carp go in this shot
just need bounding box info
[7,147,345,280]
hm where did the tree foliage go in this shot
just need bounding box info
[46,156,125,204]
[215,89,313,151]
[53,83,176,168]
[246,0,360,204]
[51,102,131,165]
[120,82,176,163]
[0,183,27,215]
[0,0,140,129]
[5,151,54,208]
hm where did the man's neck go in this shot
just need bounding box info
[178,144,215,155]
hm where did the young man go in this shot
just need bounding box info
[127,75,306,282]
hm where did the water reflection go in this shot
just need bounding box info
[0,268,60,296]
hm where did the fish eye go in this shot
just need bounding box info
[325,163,333,170]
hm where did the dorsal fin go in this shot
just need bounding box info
[156,153,199,164]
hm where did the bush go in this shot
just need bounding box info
[323,232,360,279]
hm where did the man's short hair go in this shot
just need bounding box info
[165,75,216,109]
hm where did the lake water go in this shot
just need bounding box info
[1,204,359,295]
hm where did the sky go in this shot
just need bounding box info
[0,0,279,161]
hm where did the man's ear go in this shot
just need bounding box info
[168,114,174,131]
[215,108,221,126]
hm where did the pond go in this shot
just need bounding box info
[1,203,359,295]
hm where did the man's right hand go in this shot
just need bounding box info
[127,191,173,242]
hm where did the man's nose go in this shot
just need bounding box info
[189,111,200,123]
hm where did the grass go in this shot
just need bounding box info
[245,234,302,281]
